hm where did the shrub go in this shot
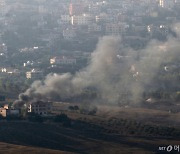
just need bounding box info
[54,114,71,127]
[54,114,69,122]
[68,106,74,110]
[27,113,44,123]
[68,105,79,111]
[74,105,79,110]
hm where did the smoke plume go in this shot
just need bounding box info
[15,26,180,106]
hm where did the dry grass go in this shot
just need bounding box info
[96,105,180,127]
[0,104,179,154]
[53,103,180,127]
[0,142,69,154]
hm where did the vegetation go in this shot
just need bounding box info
[0,106,179,153]
[53,114,71,127]
[68,105,79,111]
[27,113,44,123]
[0,116,179,153]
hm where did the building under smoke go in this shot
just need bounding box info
[14,23,180,107]
[28,101,52,116]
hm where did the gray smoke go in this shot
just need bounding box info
[15,27,180,106]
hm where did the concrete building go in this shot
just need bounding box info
[60,15,71,24]
[1,67,20,76]
[26,69,43,79]
[50,56,77,65]
[0,105,20,117]
[159,0,175,8]
[28,101,52,116]
[88,23,102,32]
[69,2,84,16]
[0,108,7,117]
[71,14,93,25]
[95,13,108,23]
[159,25,169,36]
[106,23,129,36]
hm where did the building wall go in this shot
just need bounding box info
[26,71,43,79]
[88,24,102,32]
[0,108,7,117]
[28,102,52,116]
[8,110,20,116]
[159,0,175,8]
[71,15,93,25]
[69,3,84,16]
[106,23,128,36]
[50,56,77,65]
[0,108,19,117]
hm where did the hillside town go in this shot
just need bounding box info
[0,0,178,104]
[0,1,179,153]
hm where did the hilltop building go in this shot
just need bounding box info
[28,101,52,116]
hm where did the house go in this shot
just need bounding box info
[50,56,77,65]
[88,23,102,32]
[159,0,175,8]
[0,105,20,117]
[26,69,43,79]
[71,14,93,25]
[28,101,52,116]
[0,108,7,117]
[1,67,20,76]
[69,2,84,16]
[19,47,39,53]
[24,61,34,67]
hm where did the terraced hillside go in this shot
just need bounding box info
[0,119,179,153]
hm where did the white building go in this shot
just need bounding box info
[159,0,175,8]
[28,101,52,116]
[1,68,20,75]
[50,56,77,65]
[26,69,43,79]
[24,61,34,67]
[71,14,93,25]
